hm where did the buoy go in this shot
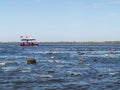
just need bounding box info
[105,54,109,57]
[79,61,84,64]
[78,52,84,55]
[48,70,54,73]
[27,58,36,64]
[93,58,97,62]
[47,50,53,54]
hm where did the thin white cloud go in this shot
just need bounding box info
[93,0,120,8]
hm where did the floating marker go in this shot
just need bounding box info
[27,58,36,64]
[48,70,54,73]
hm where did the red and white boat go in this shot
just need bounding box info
[20,36,38,46]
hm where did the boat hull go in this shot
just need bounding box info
[20,43,38,46]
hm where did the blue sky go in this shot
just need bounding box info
[0,0,120,42]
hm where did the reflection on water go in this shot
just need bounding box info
[0,44,120,90]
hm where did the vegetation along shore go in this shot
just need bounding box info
[1,41,120,44]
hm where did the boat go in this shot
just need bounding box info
[20,36,38,46]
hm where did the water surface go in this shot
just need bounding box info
[0,44,120,90]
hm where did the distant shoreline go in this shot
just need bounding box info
[1,41,120,44]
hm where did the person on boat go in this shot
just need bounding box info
[31,42,34,45]
[23,42,25,45]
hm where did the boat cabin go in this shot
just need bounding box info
[20,38,38,46]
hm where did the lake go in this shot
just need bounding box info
[0,44,120,90]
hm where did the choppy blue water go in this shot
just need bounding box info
[0,44,120,90]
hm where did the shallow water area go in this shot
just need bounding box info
[0,44,120,90]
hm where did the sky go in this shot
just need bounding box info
[0,0,120,42]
